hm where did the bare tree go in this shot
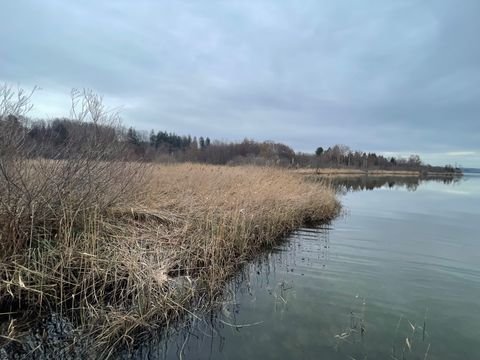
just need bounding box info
[0,85,143,257]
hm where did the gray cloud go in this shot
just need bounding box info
[1,0,479,166]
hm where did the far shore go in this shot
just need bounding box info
[292,168,462,178]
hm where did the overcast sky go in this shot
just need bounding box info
[1,0,479,166]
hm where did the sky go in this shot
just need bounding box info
[1,0,479,167]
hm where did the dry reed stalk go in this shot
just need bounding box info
[1,162,339,355]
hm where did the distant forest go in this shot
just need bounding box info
[1,114,460,174]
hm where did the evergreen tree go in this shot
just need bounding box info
[127,127,140,146]
[149,130,156,147]
[315,147,324,156]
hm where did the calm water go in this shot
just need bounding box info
[132,175,480,360]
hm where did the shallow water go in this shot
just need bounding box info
[134,174,480,360]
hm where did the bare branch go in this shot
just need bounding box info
[0,83,37,119]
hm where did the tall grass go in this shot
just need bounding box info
[0,162,338,354]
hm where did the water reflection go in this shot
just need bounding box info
[318,175,461,193]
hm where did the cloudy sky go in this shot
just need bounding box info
[1,0,479,166]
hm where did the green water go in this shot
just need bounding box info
[134,175,480,360]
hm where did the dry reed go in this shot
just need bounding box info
[0,163,339,355]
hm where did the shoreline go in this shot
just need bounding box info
[292,168,462,178]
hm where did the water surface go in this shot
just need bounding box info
[136,175,480,360]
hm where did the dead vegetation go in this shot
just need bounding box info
[0,163,338,355]
[0,85,339,356]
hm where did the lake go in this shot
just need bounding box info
[127,174,480,360]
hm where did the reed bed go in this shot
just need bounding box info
[0,162,339,355]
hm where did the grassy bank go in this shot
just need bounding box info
[0,163,338,355]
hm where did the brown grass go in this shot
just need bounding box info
[0,163,339,355]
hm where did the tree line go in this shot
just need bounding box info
[297,145,425,170]
[0,114,459,174]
